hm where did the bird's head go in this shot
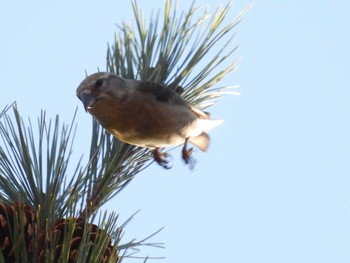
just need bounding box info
[76,72,126,111]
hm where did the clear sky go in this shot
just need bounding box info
[1,1,350,262]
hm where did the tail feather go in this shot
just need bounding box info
[196,118,224,132]
[189,132,210,152]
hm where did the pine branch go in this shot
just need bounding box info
[0,102,14,119]
[107,0,252,107]
[0,106,82,227]
[99,0,251,207]
[77,119,153,219]
[0,107,160,262]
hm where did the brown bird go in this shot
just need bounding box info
[76,72,223,168]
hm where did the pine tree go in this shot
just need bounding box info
[0,1,250,262]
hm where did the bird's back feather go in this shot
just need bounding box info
[137,81,186,105]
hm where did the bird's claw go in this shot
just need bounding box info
[153,148,173,169]
[182,147,194,164]
[182,140,197,170]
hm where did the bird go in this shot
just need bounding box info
[76,72,223,169]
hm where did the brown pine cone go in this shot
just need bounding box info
[0,202,36,262]
[37,218,118,263]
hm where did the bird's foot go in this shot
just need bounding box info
[182,139,197,169]
[153,148,173,169]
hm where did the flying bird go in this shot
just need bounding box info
[76,72,223,168]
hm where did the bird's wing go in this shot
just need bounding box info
[136,81,215,122]
[136,81,187,105]
[189,106,211,119]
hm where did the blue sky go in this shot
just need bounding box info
[1,1,350,262]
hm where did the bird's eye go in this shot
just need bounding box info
[95,79,104,88]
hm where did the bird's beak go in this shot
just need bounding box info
[80,92,96,111]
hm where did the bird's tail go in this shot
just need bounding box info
[189,132,210,151]
[188,119,223,151]
[196,118,224,132]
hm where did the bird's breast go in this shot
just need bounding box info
[88,92,198,147]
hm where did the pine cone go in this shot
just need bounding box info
[0,202,36,262]
[37,218,118,263]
